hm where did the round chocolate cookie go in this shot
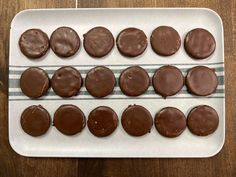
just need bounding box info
[152,65,184,98]
[20,67,50,98]
[50,27,80,57]
[19,29,49,59]
[87,106,118,137]
[150,26,181,56]
[21,105,51,137]
[83,27,114,58]
[119,66,150,96]
[186,66,218,96]
[187,105,219,136]
[184,28,216,59]
[155,107,186,138]
[53,104,86,135]
[116,28,147,57]
[121,105,153,136]
[85,66,116,97]
[51,66,82,97]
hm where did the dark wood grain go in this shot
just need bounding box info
[0,0,235,177]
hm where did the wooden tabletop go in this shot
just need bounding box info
[0,0,235,176]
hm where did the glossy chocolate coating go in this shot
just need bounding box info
[83,27,114,58]
[119,66,150,96]
[19,29,49,59]
[85,66,116,97]
[51,66,82,97]
[151,26,181,56]
[155,107,186,138]
[20,67,50,98]
[152,65,184,98]
[53,104,86,135]
[50,27,80,57]
[87,106,118,137]
[184,28,216,59]
[186,66,218,96]
[21,105,51,136]
[121,105,153,136]
[116,28,147,57]
[187,105,219,136]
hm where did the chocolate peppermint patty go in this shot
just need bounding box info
[152,65,184,98]
[83,27,114,58]
[85,66,116,98]
[51,66,82,97]
[151,26,181,56]
[155,107,186,138]
[119,66,150,96]
[21,105,51,137]
[50,26,80,57]
[87,106,118,137]
[116,28,147,57]
[187,105,219,136]
[19,29,49,59]
[53,104,86,135]
[186,66,218,96]
[20,67,50,98]
[184,28,216,59]
[121,105,153,136]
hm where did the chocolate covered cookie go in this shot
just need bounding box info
[119,66,150,96]
[116,28,147,57]
[21,105,51,136]
[20,67,50,98]
[184,28,216,59]
[50,27,80,57]
[53,104,86,135]
[83,27,114,58]
[152,65,184,98]
[155,107,186,138]
[51,66,82,97]
[187,105,219,136]
[186,66,218,96]
[85,66,116,97]
[87,106,118,137]
[121,105,153,136]
[19,29,49,59]
[151,26,181,56]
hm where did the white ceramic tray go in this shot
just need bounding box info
[9,8,225,157]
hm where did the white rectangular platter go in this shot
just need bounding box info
[9,8,225,157]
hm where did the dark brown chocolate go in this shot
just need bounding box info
[116,28,147,57]
[51,66,82,97]
[184,28,216,59]
[155,107,186,138]
[53,104,86,135]
[83,27,114,58]
[119,66,150,96]
[186,66,218,96]
[85,66,116,97]
[121,105,153,136]
[50,27,80,57]
[20,67,50,98]
[19,29,49,59]
[87,106,118,137]
[21,105,51,137]
[187,105,219,136]
[152,65,184,98]
[151,26,181,56]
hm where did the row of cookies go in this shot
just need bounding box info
[20,65,218,98]
[21,104,219,138]
[19,26,216,59]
